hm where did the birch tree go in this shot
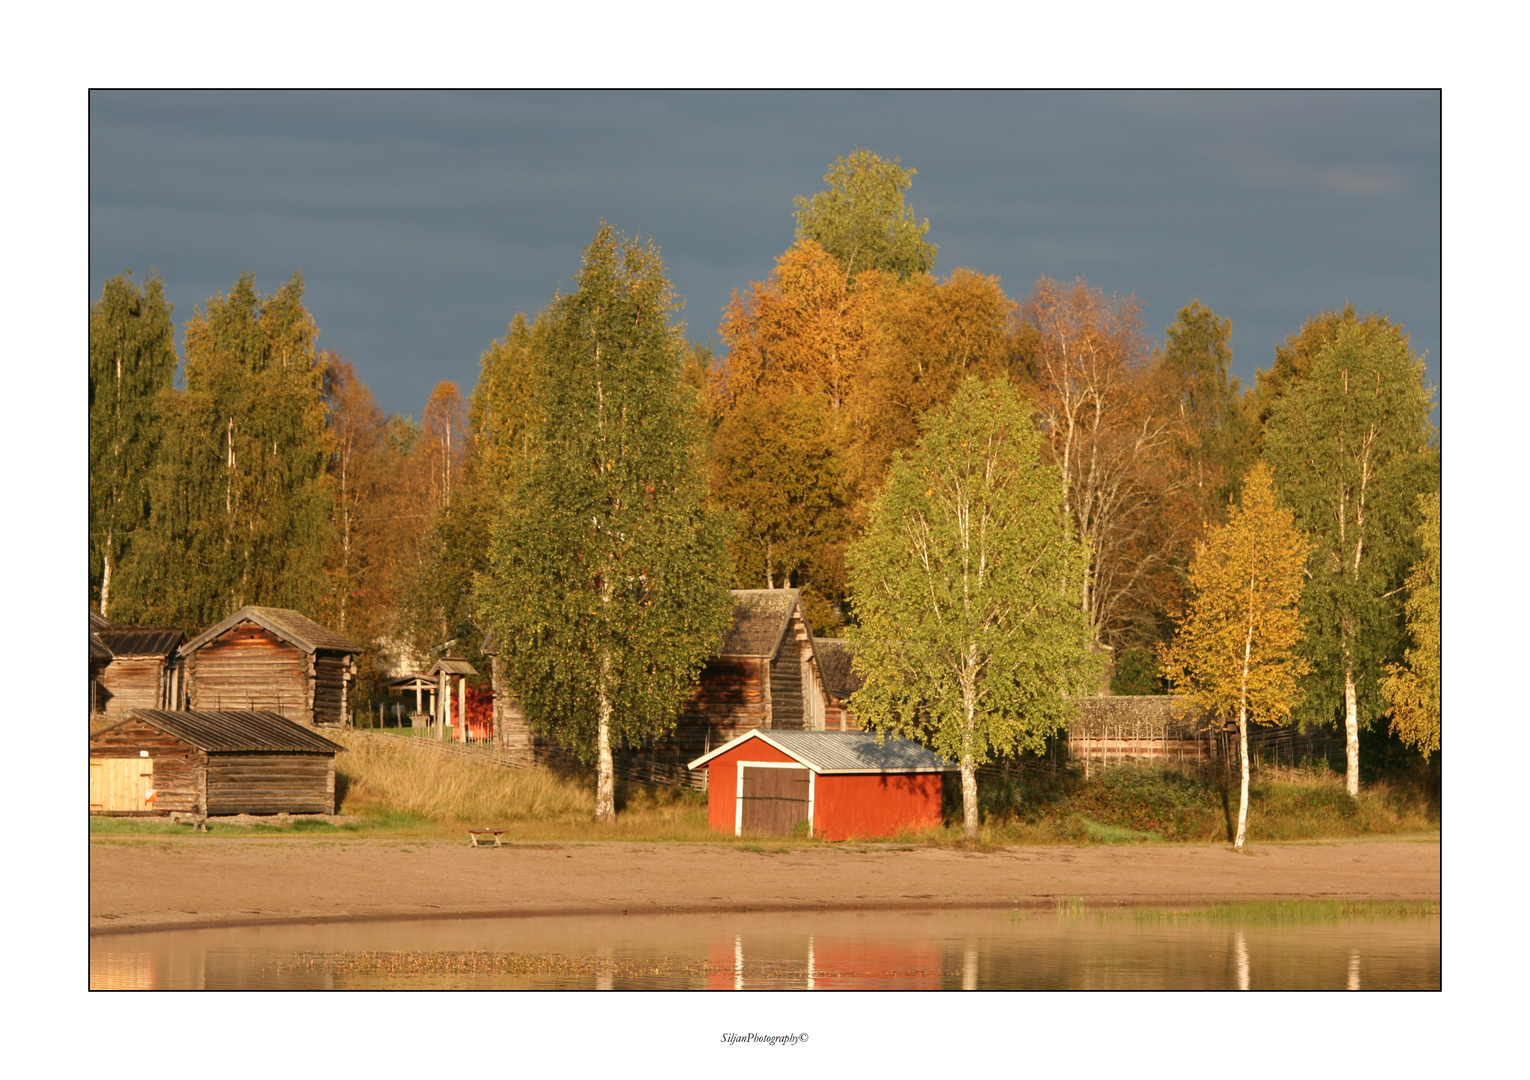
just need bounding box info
[1159,464,1310,852]
[479,225,733,824]
[793,148,937,282]
[1020,276,1188,651]
[89,271,176,618]
[846,377,1100,838]
[115,272,335,629]
[1264,316,1436,795]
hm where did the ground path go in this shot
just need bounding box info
[90,835,1439,935]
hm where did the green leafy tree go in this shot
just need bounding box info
[89,271,177,618]
[794,149,937,282]
[846,377,1101,837]
[1264,315,1436,795]
[479,225,734,823]
[116,272,335,630]
[1382,491,1441,759]
[1159,464,1311,851]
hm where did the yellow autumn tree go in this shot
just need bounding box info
[1382,491,1441,760]
[1159,463,1311,852]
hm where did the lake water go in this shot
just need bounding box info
[89,907,1439,990]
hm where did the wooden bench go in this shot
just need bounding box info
[468,829,507,848]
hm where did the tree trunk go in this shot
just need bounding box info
[960,754,979,839]
[100,544,113,620]
[595,647,616,825]
[1344,664,1360,797]
[1235,701,1250,852]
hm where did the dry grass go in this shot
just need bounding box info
[329,731,715,841]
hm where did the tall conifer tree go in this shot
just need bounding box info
[89,271,176,618]
[479,225,733,824]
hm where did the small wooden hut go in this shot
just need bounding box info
[92,624,186,720]
[180,607,361,727]
[88,709,345,816]
[688,730,956,840]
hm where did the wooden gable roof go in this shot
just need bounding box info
[94,709,346,754]
[1073,695,1218,736]
[183,606,360,656]
[719,589,803,659]
[812,638,861,700]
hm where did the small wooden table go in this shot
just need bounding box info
[468,829,507,848]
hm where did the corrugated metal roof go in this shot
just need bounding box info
[689,730,957,774]
[97,626,184,658]
[183,606,361,656]
[430,658,478,677]
[102,709,346,753]
[813,638,862,699]
[720,589,799,658]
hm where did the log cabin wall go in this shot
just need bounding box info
[204,754,336,815]
[669,657,771,762]
[311,652,352,727]
[97,658,170,719]
[88,717,206,815]
[187,624,310,722]
[769,633,805,730]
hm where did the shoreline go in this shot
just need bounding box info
[90,834,1440,937]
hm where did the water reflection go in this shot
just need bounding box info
[90,907,1439,991]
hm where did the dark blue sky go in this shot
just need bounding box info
[90,90,1440,421]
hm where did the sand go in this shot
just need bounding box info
[89,834,1439,935]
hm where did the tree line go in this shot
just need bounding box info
[90,149,1439,825]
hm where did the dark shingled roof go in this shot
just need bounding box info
[183,606,361,656]
[690,730,958,774]
[813,638,862,699]
[719,589,800,658]
[97,626,184,659]
[1072,695,1218,736]
[99,709,346,753]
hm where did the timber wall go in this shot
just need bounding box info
[88,718,205,815]
[97,658,171,719]
[205,753,336,815]
[187,625,310,722]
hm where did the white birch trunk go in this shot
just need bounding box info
[1235,701,1250,852]
[960,753,979,839]
[595,647,616,825]
[1344,664,1360,797]
[100,543,113,620]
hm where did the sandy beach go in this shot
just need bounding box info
[89,834,1440,935]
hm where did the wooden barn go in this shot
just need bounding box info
[91,622,186,720]
[180,606,361,727]
[663,589,845,763]
[89,709,344,816]
[688,730,956,840]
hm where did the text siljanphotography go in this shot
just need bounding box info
[720,1033,809,1046]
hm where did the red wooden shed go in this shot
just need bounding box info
[688,730,956,841]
